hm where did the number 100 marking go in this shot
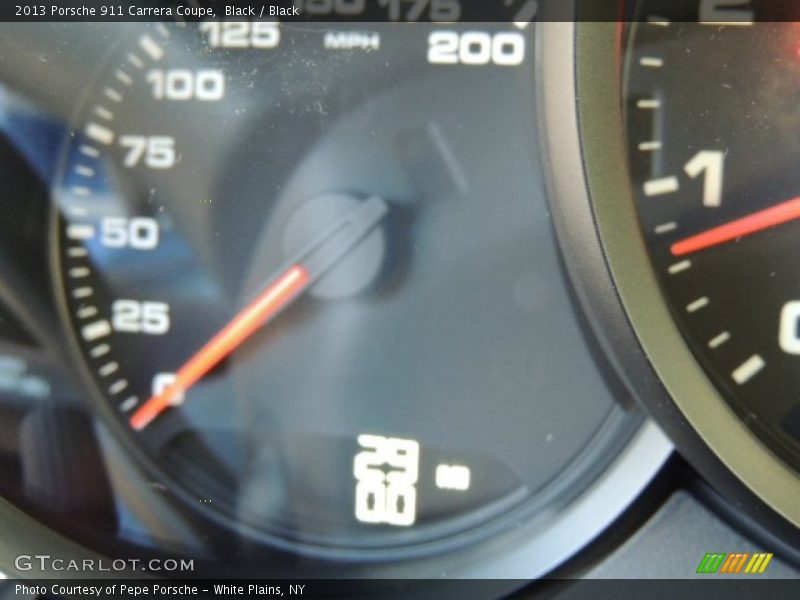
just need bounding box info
[146,69,225,101]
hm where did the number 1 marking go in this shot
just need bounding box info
[685,150,725,207]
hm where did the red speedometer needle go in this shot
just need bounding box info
[129,265,310,431]
[129,196,388,431]
[671,196,800,256]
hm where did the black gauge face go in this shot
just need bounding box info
[625,3,800,473]
[54,21,633,556]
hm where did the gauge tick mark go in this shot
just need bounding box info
[686,297,709,313]
[84,122,114,145]
[90,344,110,358]
[647,16,671,26]
[708,332,731,349]
[76,306,98,320]
[120,397,138,413]
[94,106,114,121]
[655,222,677,234]
[103,88,123,103]
[638,141,662,152]
[126,53,144,69]
[644,176,679,196]
[74,165,95,178]
[115,70,133,86]
[637,98,662,110]
[66,224,95,240]
[81,320,111,342]
[108,379,129,395]
[67,247,88,258]
[668,260,691,275]
[79,145,100,158]
[99,362,119,378]
[640,57,664,68]
[139,35,164,61]
[732,355,765,385]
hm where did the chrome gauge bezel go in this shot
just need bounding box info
[561,18,800,531]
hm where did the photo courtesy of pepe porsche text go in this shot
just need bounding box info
[14,582,307,597]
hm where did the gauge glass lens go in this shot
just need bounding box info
[55,21,635,554]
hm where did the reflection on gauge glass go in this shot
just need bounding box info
[625,4,800,473]
[54,21,636,555]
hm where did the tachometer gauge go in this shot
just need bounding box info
[607,0,800,527]
[625,9,800,474]
[52,20,640,564]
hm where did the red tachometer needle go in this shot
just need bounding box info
[671,196,800,256]
[129,196,388,431]
[129,265,310,431]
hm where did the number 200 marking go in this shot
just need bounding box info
[428,31,526,66]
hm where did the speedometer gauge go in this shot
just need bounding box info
[52,20,638,560]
